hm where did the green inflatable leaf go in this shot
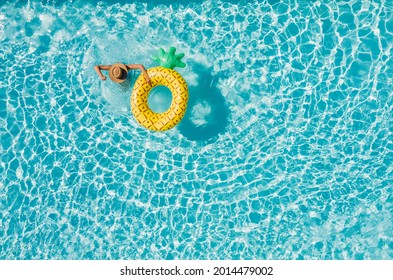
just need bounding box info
[152,46,186,69]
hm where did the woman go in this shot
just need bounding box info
[94,63,152,86]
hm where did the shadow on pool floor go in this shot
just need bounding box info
[178,62,229,142]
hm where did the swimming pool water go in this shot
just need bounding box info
[0,0,392,259]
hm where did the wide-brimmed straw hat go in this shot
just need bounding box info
[109,63,128,83]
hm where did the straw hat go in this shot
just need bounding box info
[109,63,128,83]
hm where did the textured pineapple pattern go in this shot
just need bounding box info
[131,67,188,131]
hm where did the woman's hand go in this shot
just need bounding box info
[126,64,152,86]
[145,74,152,87]
[94,65,110,81]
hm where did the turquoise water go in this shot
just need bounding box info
[0,0,392,259]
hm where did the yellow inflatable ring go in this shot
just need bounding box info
[131,66,188,131]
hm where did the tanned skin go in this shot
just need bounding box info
[94,64,152,86]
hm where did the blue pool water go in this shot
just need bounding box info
[0,0,392,259]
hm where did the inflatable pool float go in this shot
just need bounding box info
[131,47,188,131]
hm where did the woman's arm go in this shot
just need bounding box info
[94,65,111,80]
[126,64,152,86]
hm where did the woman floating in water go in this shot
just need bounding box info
[94,63,152,87]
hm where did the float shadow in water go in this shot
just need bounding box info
[178,63,229,141]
